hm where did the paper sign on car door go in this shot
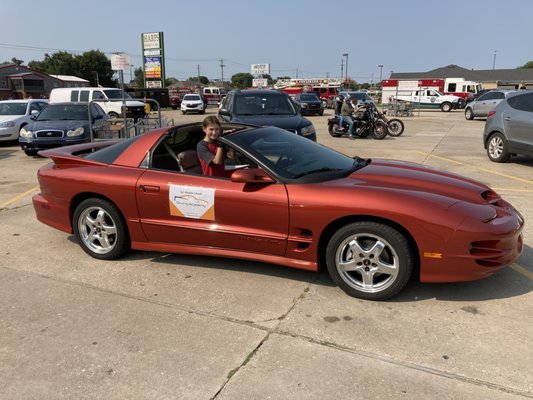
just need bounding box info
[168,184,215,220]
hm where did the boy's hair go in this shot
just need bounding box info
[202,115,221,128]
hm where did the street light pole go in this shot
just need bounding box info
[378,64,384,85]
[343,53,348,83]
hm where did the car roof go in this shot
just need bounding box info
[0,99,46,103]
[231,89,285,96]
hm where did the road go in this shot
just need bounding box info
[1,107,532,399]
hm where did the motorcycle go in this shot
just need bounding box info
[327,103,388,140]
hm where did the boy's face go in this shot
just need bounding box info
[203,123,221,142]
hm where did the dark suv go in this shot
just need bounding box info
[218,89,317,141]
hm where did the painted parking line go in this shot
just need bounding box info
[0,186,39,209]
[511,263,533,280]
[415,151,533,186]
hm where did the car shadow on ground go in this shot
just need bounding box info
[103,242,532,303]
[0,141,19,160]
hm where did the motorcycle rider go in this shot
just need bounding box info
[340,95,356,139]
[334,94,344,127]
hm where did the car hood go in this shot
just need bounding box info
[30,119,89,131]
[231,114,309,129]
[0,115,24,123]
[342,159,490,204]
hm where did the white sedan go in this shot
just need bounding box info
[0,99,48,141]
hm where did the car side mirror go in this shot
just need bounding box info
[231,168,275,184]
[219,108,230,116]
[30,110,39,117]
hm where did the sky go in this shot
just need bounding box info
[1,0,532,84]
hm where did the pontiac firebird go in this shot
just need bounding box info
[32,122,524,300]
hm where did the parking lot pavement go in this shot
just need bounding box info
[1,108,532,399]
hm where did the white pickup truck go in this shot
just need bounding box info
[392,89,461,112]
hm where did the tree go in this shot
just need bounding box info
[231,72,254,89]
[518,61,533,69]
[77,50,114,86]
[187,76,209,85]
[26,50,116,87]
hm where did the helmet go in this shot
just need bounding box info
[336,95,344,102]
[344,94,351,101]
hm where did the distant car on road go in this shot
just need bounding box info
[464,90,515,120]
[218,89,316,140]
[483,90,533,162]
[19,102,108,156]
[293,92,324,116]
[0,99,48,142]
[180,94,205,115]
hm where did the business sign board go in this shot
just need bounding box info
[142,32,165,88]
[252,78,268,87]
[251,64,270,75]
[111,53,131,71]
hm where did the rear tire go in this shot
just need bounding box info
[370,121,388,140]
[487,132,510,162]
[328,122,343,137]
[73,198,130,260]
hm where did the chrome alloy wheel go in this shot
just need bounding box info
[334,233,399,294]
[77,206,118,255]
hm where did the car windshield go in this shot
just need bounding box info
[0,102,27,115]
[228,127,367,182]
[300,94,319,101]
[343,92,372,102]
[103,90,132,100]
[184,95,201,101]
[37,104,89,121]
[235,93,296,116]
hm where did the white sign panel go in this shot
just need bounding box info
[398,80,420,90]
[111,54,131,71]
[251,63,270,75]
[143,32,161,49]
[168,185,215,220]
[252,78,268,87]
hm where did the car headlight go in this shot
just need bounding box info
[301,124,316,136]
[67,127,85,137]
[0,121,15,128]
[19,127,33,138]
[301,102,308,107]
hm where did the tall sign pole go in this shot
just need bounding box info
[141,32,165,88]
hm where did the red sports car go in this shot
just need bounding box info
[33,122,524,300]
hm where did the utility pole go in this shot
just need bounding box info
[197,64,200,85]
[219,58,225,82]
[493,50,497,70]
[340,59,344,82]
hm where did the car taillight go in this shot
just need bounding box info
[487,110,496,118]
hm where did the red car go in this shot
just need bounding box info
[33,123,524,300]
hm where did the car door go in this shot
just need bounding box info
[475,91,503,116]
[504,93,533,152]
[135,168,289,256]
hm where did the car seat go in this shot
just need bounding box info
[177,150,202,174]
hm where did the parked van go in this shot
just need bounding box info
[202,87,225,104]
[49,87,146,120]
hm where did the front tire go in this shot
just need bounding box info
[387,119,404,136]
[465,108,474,120]
[73,198,130,260]
[24,150,38,157]
[370,121,388,140]
[441,102,452,112]
[487,132,510,162]
[326,221,414,300]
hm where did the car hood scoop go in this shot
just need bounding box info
[347,159,490,204]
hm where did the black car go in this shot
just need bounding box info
[19,102,108,156]
[218,89,317,141]
[293,92,324,116]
